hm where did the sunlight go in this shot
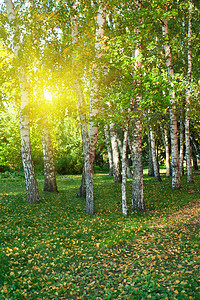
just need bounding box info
[44,89,52,102]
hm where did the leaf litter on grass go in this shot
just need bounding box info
[0,174,199,299]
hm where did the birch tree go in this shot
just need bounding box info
[162,14,180,189]
[116,131,132,179]
[179,106,185,176]
[147,132,154,177]
[149,126,162,181]
[185,0,194,183]
[27,0,58,193]
[72,2,105,213]
[4,0,39,203]
[160,125,171,177]
[121,127,128,216]
[131,1,145,211]
[109,123,122,183]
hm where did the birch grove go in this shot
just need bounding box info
[1,0,199,216]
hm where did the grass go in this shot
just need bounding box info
[0,171,199,299]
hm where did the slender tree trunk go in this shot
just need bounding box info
[72,4,94,214]
[179,106,185,176]
[104,124,113,176]
[127,133,134,164]
[190,135,200,157]
[121,128,128,216]
[132,108,145,211]
[5,0,39,203]
[116,131,132,179]
[131,2,145,211]
[109,123,122,183]
[41,124,58,193]
[185,1,193,183]
[150,127,162,181]
[74,76,94,213]
[160,125,171,177]
[162,17,180,189]
[76,167,86,198]
[89,4,105,167]
[75,4,105,204]
[148,131,154,177]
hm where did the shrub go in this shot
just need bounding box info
[56,155,83,175]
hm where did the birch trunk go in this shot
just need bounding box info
[162,127,171,177]
[149,127,162,181]
[72,4,94,214]
[127,133,134,165]
[185,1,193,183]
[89,5,105,167]
[162,17,180,189]
[104,124,113,176]
[116,132,132,179]
[5,0,39,203]
[190,135,200,158]
[121,128,128,216]
[131,4,145,211]
[74,3,105,204]
[41,124,58,193]
[179,105,185,176]
[76,167,86,198]
[148,131,154,177]
[109,123,122,183]
[131,108,145,211]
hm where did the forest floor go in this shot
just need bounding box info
[0,171,199,299]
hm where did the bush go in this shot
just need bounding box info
[56,155,83,175]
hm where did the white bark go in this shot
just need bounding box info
[74,78,94,213]
[109,123,122,183]
[131,9,145,211]
[149,127,162,181]
[116,131,132,179]
[72,2,94,213]
[162,18,180,189]
[185,1,193,183]
[160,126,171,177]
[89,5,105,167]
[121,128,128,216]
[148,131,154,177]
[127,133,134,163]
[72,3,105,213]
[131,108,145,211]
[179,106,184,176]
[5,0,39,203]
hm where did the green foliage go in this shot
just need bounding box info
[0,172,199,299]
[56,155,83,175]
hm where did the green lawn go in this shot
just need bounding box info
[0,171,199,299]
